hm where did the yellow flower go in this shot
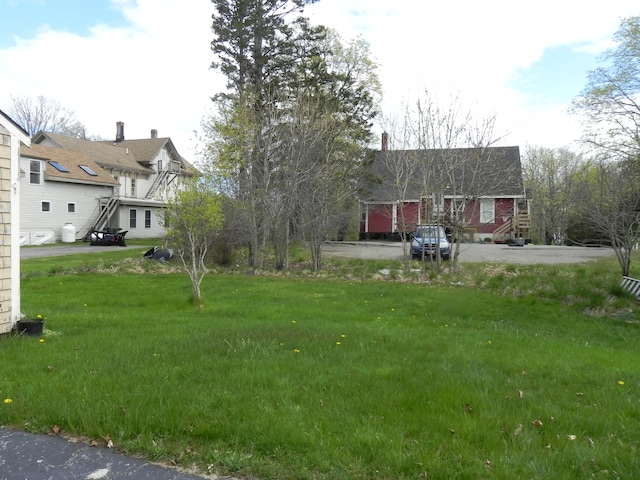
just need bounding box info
[3,398,12,404]
[618,380,625,385]
[341,334,346,338]
[39,339,45,343]
[293,349,300,353]
[36,314,43,319]
[336,342,341,346]
[291,320,296,324]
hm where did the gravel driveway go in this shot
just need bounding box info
[321,241,617,264]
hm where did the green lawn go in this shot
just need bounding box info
[2,248,639,479]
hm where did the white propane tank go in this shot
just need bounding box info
[61,223,76,243]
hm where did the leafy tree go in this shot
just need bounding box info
[8,94,88,137]
[164,182,224,306]
[208,1,379,271]
[571,16,640,159]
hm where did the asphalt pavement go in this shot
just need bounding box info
[20,243,144,260]
[0,427,232,480]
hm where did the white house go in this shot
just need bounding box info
[0,109,30,334]
[22,122,198,243]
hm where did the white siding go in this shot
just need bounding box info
[20,157,114,241]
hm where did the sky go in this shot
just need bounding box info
[0,0,638,161]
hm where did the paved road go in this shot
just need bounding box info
[21,241,618,265]
[20,243,145,260]
[321,241,617,264]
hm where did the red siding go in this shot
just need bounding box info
[366,204,393,233]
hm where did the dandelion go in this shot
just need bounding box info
[341,334,346,338]
[83,304,88,307]
[336,342,341,346]
[618,380,625,385]
[291,320,296,324]
[39,339,45,343]
[36,314,43,319]
[3,398,12,404]
[293,349,300,353]
[487,340,492,345]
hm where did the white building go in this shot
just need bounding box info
[21,122,198,243]
[0,109,30,334]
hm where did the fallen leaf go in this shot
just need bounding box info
[89,439,99,447]
[513,424,523,436]
[51,425,60,435]
[567,434,577,441]
[103,435,114,449]
[531,419,543,428]
[518,390,524,399]
[576,392,584,397]
[464,403,473,413]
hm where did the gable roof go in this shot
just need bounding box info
[362,146,524,203]
[32,131,199,177]
[100,137,199,176]
[32,132,154,175]
[22,144,119,186]
[0,109,30,145]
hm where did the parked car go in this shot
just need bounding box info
[410,224,451,260]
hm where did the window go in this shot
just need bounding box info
[48,161,69,173]
[79,165,98,176]
[1,134,10,146]
[480,198,495,224]
[131,178,136,197]
[41,201,50,212]
[68,203,76,213]
[145,209,151,229]
[30,160,42,184]
[452,198,466,221]
[129,209,137,228]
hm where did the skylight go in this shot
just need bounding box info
[48,161,69,173]
[79,165,98,176]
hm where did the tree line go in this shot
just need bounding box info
[9,6,640,301]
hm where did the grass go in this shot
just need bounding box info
[2,246,640,479]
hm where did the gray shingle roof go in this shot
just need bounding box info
[361,146,524,202]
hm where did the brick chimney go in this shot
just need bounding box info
[115,121,125,143]
[381,131,389,151]
[150,129,158,139]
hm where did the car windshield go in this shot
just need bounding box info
[415,226,445,238]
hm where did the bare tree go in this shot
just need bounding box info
[409,91,509,270]
[522,146,582,244]
[9,94,88,137]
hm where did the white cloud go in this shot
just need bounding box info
[0,0,638,156]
